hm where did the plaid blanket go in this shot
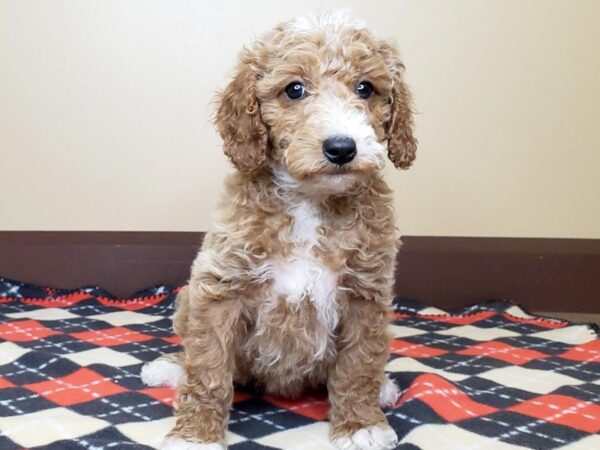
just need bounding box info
[0,278,599,450]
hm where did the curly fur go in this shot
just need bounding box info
[142,11,416,450]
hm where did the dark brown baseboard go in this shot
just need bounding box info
[1,232,599,313]
[396,236,600,313]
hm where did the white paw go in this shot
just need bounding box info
[160,437,225,450]
[333,425,398,450]
[141,358,185,388]
[379,375,400,408]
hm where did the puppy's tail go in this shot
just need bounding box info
[140,352,186,388]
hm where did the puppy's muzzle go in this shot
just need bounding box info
[322,135,357,166]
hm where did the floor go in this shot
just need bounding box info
[537,312,600,326]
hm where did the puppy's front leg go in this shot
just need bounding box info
[329,300,398,450]
[163,293,243,450]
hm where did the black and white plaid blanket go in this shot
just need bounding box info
[1,278,599,449]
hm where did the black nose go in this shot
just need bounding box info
[322,136,357,166]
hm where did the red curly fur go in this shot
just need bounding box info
[142,11,417,450]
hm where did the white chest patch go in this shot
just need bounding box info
[270,201,339,339]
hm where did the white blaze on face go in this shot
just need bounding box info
[318,93,386,170]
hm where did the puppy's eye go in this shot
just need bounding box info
[355,81,374,99]
[284,82,306,100]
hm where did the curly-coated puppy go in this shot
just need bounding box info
[142,11,417,450]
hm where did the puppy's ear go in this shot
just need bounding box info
[215,47,268,173]
[378,40,417,169]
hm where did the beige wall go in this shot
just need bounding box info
[1,0,599,237]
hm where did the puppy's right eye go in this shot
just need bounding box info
[284,82,306,100]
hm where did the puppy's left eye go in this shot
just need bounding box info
[355,81,374,99]
[284,82,306,100]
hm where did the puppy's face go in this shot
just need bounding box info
[215,13,417,193]
[257,26,392,191]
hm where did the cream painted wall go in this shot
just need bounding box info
[1,0,599,237]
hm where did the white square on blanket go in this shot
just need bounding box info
[6,308,79,321]
[0,341,30,365]
[256,422,336,449]
[64,347,141,367]
[400,423,528,449]
[88,311,163,326]
[477,366,584,394]
[437,325,519,341]
[0,407,109,447]
[530,326,597,345]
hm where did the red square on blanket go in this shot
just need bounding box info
[559,340,600,362]
[0,319,60,342]
[0,377,15,389]
[457,341,549,365]
[264,395,330,421]
[391,339,448,358]
[162,335,181,345]
[25,368,127,406]
[509,394,600,433]
[140,387,175,407]
[70,327,153,346]
[398,373,498,421]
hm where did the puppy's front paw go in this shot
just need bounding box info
[160,437,225,450]
[332,424,398,450]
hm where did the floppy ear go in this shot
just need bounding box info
[214,47,269,173]
[378,41,417,169]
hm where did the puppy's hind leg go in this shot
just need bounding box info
[141,286,191,388]
[172,285,191,338]
[379,374,400,408]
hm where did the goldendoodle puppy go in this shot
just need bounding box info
[142,11,417,450]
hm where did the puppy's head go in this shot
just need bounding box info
[215,12,417,193]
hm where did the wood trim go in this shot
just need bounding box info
[0,231,202,299]
[1,232,599,312]
[396,236,600,313]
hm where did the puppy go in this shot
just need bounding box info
[142,11,417,450]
